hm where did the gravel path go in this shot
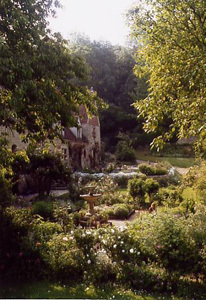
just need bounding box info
[111,210,143,228]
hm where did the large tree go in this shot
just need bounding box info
[70,33,150,151]
[128,0,206,152]
[0,0,100,141]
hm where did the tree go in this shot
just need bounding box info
[0,0,100,141]
[70,33,150,151]
[128,0,206,153]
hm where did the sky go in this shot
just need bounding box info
[48,0,136,45]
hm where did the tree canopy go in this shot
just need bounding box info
[70,34,150,151]
[0,0,100,141]
[128,0,206,152]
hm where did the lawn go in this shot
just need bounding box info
[0,281,184,299]
[135,150,196,168]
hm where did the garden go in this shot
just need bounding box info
[0,142,206,299]
[1,0,206,299]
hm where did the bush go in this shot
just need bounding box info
[139,163,167,176]
[113,174,130,188]
[27,148,71,197]
[145,178,159,198]
[115,141,136,163]
[129,209,199,279]
[42,233,85,281]
[127,178,146,207]
[112,204,131,219]
[32,201,54,219]
[139,163,156,175]
[0,171,14,207]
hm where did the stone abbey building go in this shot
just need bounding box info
[0,105,101,171]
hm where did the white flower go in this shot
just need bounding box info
[86,231,91,235]
[87,260,91,264]
[130,248,134,253]
[82,233,86,237]
[63,237,68,241]
[113,244,117,249]
[137,251,140,255]
[70,231,74,234]
[102,239,106,244]
[122,250,125,253]
[118,236,121,239]
[111,229,114,233]
[120,241,124,244]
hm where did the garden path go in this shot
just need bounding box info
[111,210,145,228]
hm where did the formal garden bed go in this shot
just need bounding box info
[1,151,205,299]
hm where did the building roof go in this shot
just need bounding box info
[79,105,100,127]
[64,127,88,144]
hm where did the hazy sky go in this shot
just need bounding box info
[49,0,136,45]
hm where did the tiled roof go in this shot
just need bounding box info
[64,127,76,141]
[79,105,88,123]
[89,116,99,126]
[79,105,100,127]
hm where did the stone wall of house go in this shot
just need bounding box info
[0,126,27,150]
[0,113,101,170]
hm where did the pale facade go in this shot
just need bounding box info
[0,105,101,171]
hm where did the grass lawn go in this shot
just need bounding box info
[135,150,196,168]
[0,281,184,299]
[119,188,128,195]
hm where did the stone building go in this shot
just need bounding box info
[0,105,101,171]
[56,105,101,170]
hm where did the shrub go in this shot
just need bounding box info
[27,148,71,197]
[112,204,131,219]
[144,178,159,199]
[0,171,14,207]
[155,165,168,175]
[127,178,146,207]
[113,174,130,188]
[32,201,54,219]
[139,163,156,175]
[129,210,199,279]
[0,207,44,281]
[115,141,136,163]
[42,233,85,281]
[139,163,167,176]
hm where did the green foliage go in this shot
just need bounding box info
[128,178,145,199]
[129,209,200,279]
[70,34,151,151]
[1,203,206,291]
[144,178,159,197]
[128,0,206,151]
[112,204,131,219]
[0,137,14,207]
[139,163,167,176]
[0,1,101,140]
[26,148,71,197]
[42,233,85,281]
[102,203,132,219]
[33,201,54,220]
[115,141,136,163]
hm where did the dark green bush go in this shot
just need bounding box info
[127,178,146,208]
[145,178,159,199]
[113,175,130,188]
[32,201,54,219]
[139,163,167,176]
[112,203,131,219]
[129,210,199,279]
[139,163,156,175]
[115,141,136,163]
